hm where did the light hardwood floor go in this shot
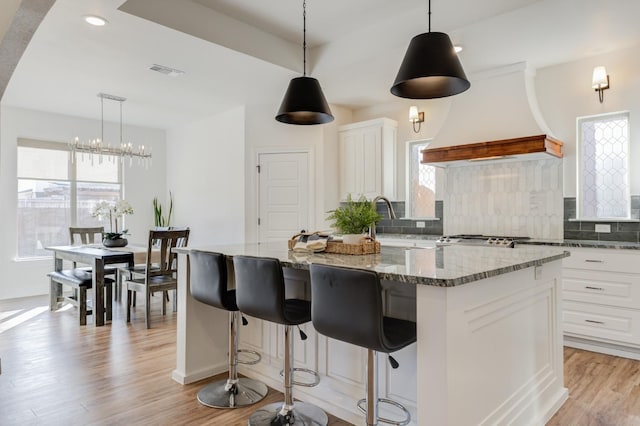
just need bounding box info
[1,295,640,425]
[0,295,348,425]
[547,346,640,425]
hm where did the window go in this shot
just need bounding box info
[406,140,436,218]
[17,139,122,258]
[577,112,630,220]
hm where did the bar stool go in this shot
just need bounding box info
[309,264,416,426]
[233,255,327,426]
[189,250,268,408]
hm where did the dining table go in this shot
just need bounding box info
[46,244,150,326]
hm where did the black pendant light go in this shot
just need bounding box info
[391,0,470,99]
[276,0,333,125]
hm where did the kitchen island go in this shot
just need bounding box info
[173,242,569,425]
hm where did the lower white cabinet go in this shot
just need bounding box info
[562,247,640,359]
[238,269,418,425]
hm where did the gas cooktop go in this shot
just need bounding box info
[435,234,530,248]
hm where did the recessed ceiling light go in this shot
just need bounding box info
[454,45,463,53]
[83,15,108,26]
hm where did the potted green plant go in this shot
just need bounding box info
[326,195,382,244]
[153,192,173,227]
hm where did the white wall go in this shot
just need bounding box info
[0,106,166,299]
[166,106,245,246]
[322,104,353,217]
[536,44,640,197]
[243,102,346,241]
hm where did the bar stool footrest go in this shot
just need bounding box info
[357,397,411,426]
[278,367,320,387]
[237,349,262,365]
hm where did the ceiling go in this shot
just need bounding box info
[2,0,640,129]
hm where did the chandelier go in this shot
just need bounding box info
[70,93,152,168]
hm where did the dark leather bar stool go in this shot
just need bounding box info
[189,250,268,408]
[309,264,416,426]
[233,255,327,426]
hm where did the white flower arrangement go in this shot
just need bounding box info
[91,199,134,239]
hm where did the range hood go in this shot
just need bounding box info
[422,134,563,165]
[422,62,564,166]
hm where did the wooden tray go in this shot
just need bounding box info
[288,237,380,255]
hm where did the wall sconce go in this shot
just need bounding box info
[409,106,424,133]
[592,66,610,103]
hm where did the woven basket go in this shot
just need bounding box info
[288,235,380,255]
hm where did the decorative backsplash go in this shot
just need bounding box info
[356,166,639,242]
[443,159,563,239]
[564,196,640,242]
[375,201,443,235]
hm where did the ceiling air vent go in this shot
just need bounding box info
[149,64,185,77]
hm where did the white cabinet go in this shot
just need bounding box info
[562,247,640,359]
[339,118,397,201]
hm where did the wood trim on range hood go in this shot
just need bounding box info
[421,134,563,165]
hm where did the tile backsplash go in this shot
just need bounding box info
[375,201,443,235]
[443,159,563,239]
[564,196,640,242]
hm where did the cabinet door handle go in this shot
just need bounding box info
[585,259,604,263]
[585,319,605,325]
[585,286,605,291]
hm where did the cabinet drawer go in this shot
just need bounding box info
[563,300,640,345]
[562,269,640,309]
[563,248,640,274]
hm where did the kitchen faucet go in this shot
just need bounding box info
[370,195,396,240]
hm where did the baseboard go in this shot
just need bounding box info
[540,387,569,425]
[172,361,227,385]
[564,336,640,361]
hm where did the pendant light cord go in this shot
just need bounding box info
[100,94,125,145]
[303,0,307,76]
[100,94,104,143]
[119,100,123,145]
[428,0,431,32]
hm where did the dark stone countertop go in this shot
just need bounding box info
[175,241,568,287]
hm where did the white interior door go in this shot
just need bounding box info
[258,151,310,242]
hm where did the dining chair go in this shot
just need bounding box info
[116,226,189,303]
[124,228,190,328]
[69,226,104,245]
[68,226,118,300]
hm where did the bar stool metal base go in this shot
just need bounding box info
[249,401,328,426]
[197,377,268,408]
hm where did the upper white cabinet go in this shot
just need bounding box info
[338,118,397,201]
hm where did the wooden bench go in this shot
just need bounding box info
[48,269,114,325]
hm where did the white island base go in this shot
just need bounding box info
[173,249,567,425]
